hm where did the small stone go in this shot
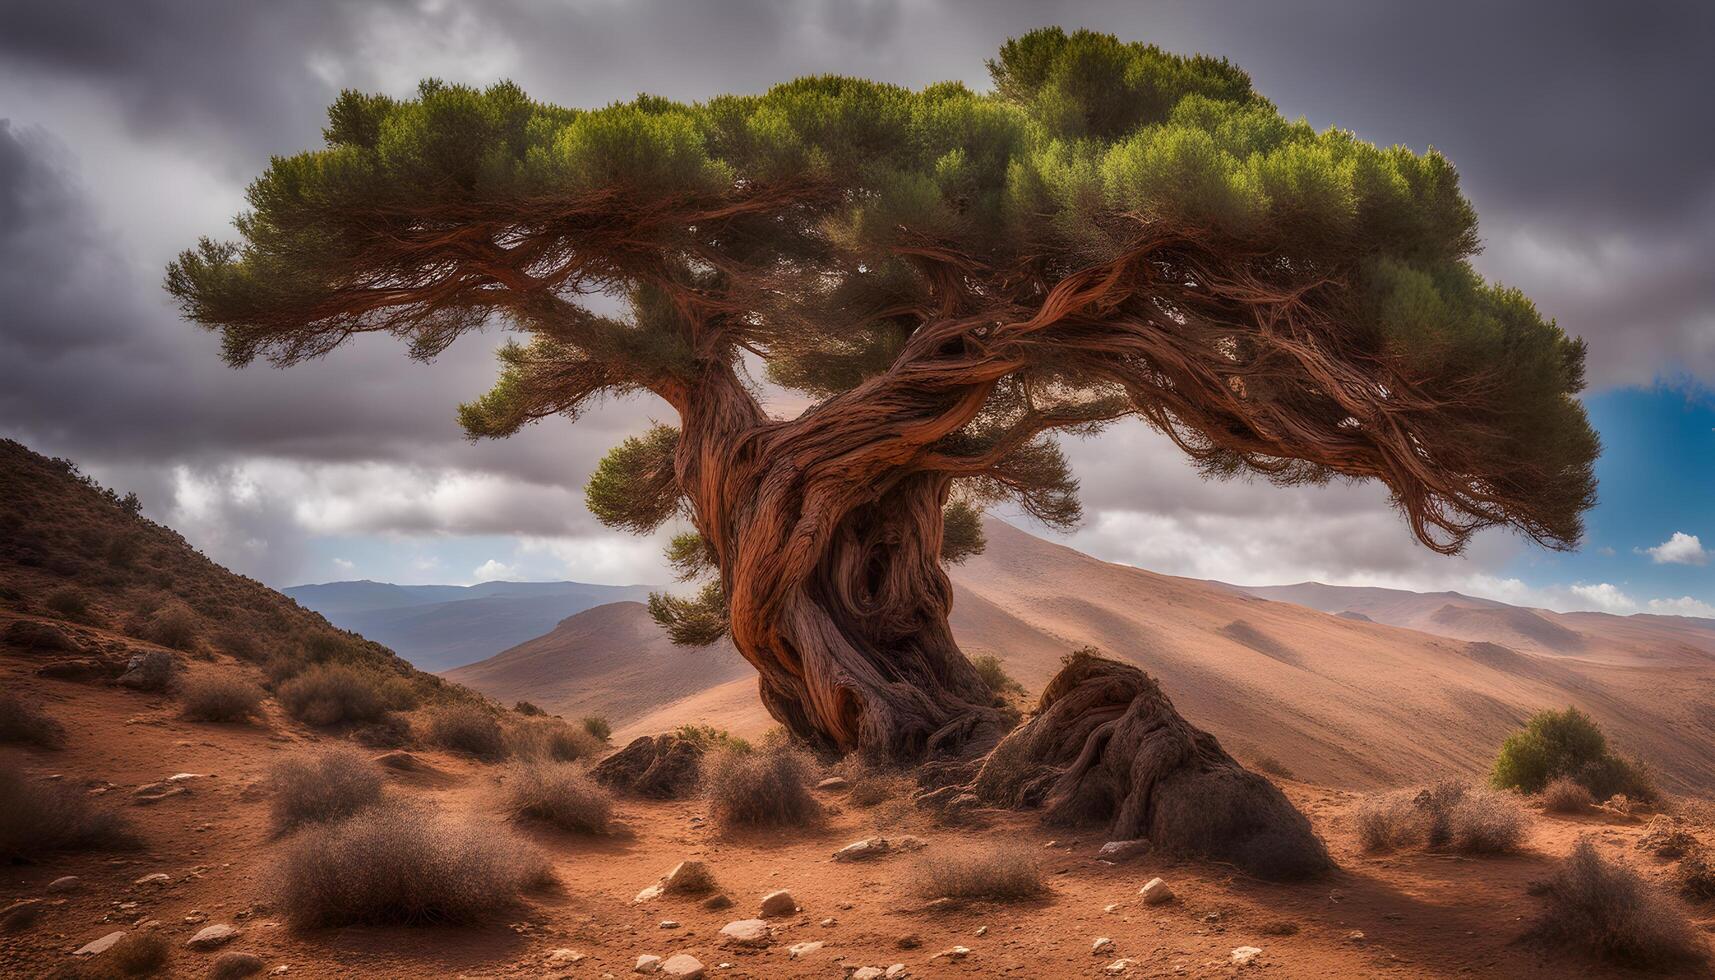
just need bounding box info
[634,884,664,904]
[974,925,988,936]
[209,951,265,978]
[701,893,733,911]
[1345,930,1366,943]
[816,776,850,791]
[820,917,836,927]
[75,931,127,956]
[134,873,172,887]
[1092,937,1115,955]
[759,889,797,917]
[659,920,680,929]
[833,838,890,862]
[660,953,705,979]
[885,966,907,979]
[546,948,586,964]
[933,946,971,961]
[851,969,884,980]
[46,876,82,894]
[1096,839,1150,862]
[1140,877,1173,905]
[1103,903,1120,913]
[1104,959,1135,975]
[634,954,662,974]
[186,923,241,949]
[663,860,715,894]
[893,835,927,852]
[1231,946,1263,967]
[167,772,203,783]
[896,934,922,949]
[787,940,824,959]
[923,897,958,913]
[719,918,770,947]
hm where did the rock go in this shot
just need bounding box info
[787,941,824,959]
[718,918,771,947]
[634,885,664,904]
[372,750,429,772]
[209,951,265,979]
[7,620,78,651]
[923,897,959,913]
[167,772,203,783]
[1103,903,1120,913]
[663,860,715,894]
[634,954,662,974]
[133,784,188,805]
[816,776,850,791]
[759,889,798,917]
[894,835,928,852]
[820,917,836,927]
[36,659,108,681]
[851,969,884,980]
[896,934,922,949]
[1140,877,1173,905]
[833,837,890,862]
[118,650,176,691]
[1,899,45,931]
[46,876,82,893]
[974,925,987,937]
[1345,930,1366,943]
[701,893,733,911]
[1104,959,1135,974]
[1231,946,1263,966]
[134,872,172,887]
[186,923,241,949]
[545,948,585,964]
[659,920,680,929]
[592,734,704,798]
[75,930,127,955]
[1097,839,1151,862]
[660,953,705,978]
[885,966,907,978]
[932,946,971,960]
[1092,937,1115,955]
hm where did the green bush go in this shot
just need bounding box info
[581,715,612,740]
[969,653,1025,697]
[1490,707,1655,802]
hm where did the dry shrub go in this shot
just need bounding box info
[703,742,820,830]
[268,746,384,833]
[507,717,604,762]
[179,671,265,723]
[913,846,1045,901]
[0,762,136,861]
[0,690,66,748]
[1679,848,1715,901]
[276,663,390,727]
[1357,781,1527,855]
[969,653,1025,698]
[503,760,614,833]
[275,800,550,927]
[581,715,612,741]
[428,703,507,759]
[139,600,199,650]
[211,627,260,662]
[350,713,414,749]
[1529,839,1704,968]
[513,700,545,716]
[833,758,914,808]
[1542,776,1595,814]
[99,930,169,976]
[1252,756,1295,780]
[43,587,93,623]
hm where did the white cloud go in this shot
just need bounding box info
[1642,531,1708,565]
[1647,596,1715,618]
[472,559,520,582]
[1567,582,1639,614]
[331,557,355,573]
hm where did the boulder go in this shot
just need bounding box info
[118,650,176,691]
[1140,877,1173,905]
[718,918,771,947]
[660,953,705,978]
[75,931,127,956]
[186,923,241,949]
[592,734,705,798]
[759,889,798,917]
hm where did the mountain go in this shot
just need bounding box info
[285,579,654,671]
[453,518,1715,794]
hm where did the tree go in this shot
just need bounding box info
[168,28,1597,769]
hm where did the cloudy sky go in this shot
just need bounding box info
[2,0,1711,616]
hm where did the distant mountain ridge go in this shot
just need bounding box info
[285,579,655,671]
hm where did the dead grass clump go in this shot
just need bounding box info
[428,703,508,759]
[969,653,1025,698]
[1542,776,1596,814]
[507,718,605,762]
[139,600,199,650]
[276,663,390,727]
[503,760,614,834]
[1528,839,1704,968]
[913,846,1045,901]
[0,762,136,861]
[275,800,550,927]
[179,671,265,723]
[100,930,169,976]
[513,700,545,716]
[43,587,94,623]
[1678,848,1715,901]
[1357,781,1528,855]
[703,742,820,830]
[1252,756,1295,780]
[831,757,914,808]
[268,746,384,833]
[0,691,66,748]
[581,715,612,741]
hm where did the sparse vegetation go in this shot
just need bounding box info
[98,930,170,977]
[503,760,614,833]
[1541,775,1595,814]
[1678,847,1715,901]
[1528,839,1704,968]
[138,599,200,650]
[428,702,507,759]
[507,717,604,762]
[1252,756,1295,780]
[276,663,391,727]
[513,700,545,716]
[581,715,612,741]
[703,741,820,830]
[179,671,265,723]
[275,801,550,927]
[268,746,384,833]
[913,846,1046,901]
[0,691,66,748]
[675,723,751,754]
[43,586,93,623]
[969,653,1025,698]
[1357,781,1528,855]
[0,761,136,861]
[1491,707,1656,802]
